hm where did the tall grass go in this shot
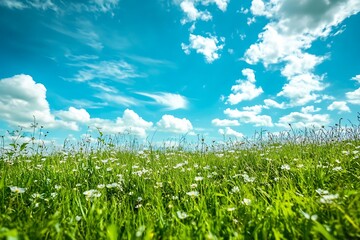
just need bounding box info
[0,119,360,239]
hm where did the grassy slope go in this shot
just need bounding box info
[0,140,360,239]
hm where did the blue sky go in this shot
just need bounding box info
[0,0,360,145]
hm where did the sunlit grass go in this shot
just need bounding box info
[0,122,360,239]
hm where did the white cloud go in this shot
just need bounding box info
[136,92,188,110]
[91,109,153,138]
[0,0,58,11]
[301,105,321,114]
[224,106,273,127]
[71,60,141,82]
[226,68,263,105]
[277,73,326,106]
[178,0,229,24]
[276,112,331,129]
[56,107,91,123]
[245,0,360,106]
[156,115,193,134]
[218,127,243,138]
[346,88,360,105]
[327,101,351,112]
[0,0,28,9]
[180,0,212,24]
[351,74,360,83]
[211,118,240,127]
[0,74,78,130]
[88,82,118,93]
[250,0,269,17]
[94,93,138,107]
[263,99,286,109]
[281,53,326,78]
[181,34,224,63]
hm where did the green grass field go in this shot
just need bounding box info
[1,125,360,239]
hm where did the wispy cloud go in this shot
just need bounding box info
[136,92,189,110]
[71,60,142,83]
[94,93,139,107]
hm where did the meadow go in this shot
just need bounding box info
[0,121,360,239]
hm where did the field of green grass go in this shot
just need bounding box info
[1,124,360,239]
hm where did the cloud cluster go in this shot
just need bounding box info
[0,75,194,137]
[245,0,360,106]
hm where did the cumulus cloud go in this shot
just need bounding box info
[276,111,330,129]
[351,74,360,83]
[0,74,78,130]
[178,0,229,24]
[327,101,351,112]
[91,109,153,138]
[263,99,286,109]
[224,105,273,127]
[346,88,360,105]
[136,92,188,110]
[218,127,243,138]
[56,107,91,123]
[226,68,263,105]
[180,0,212,24]
[245,0,360,106]
[277,73,326,106]
[211,118,240,127]
[181,34,224,63]
[156,115,193,134]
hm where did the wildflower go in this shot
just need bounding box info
[171,196,179,200]
[242,174,255,183]
[190,183,198,189]
[106,183,121,189]
[297,164,304,168]
[83,189,101,200]
[300,210,318,221]
[51,192,58,198]
[332,166,342,171]
[242,198,252,205]
[54,185,62,190]
[9,186,26,194]
[97,184,105,189]
[227,207,236,212]
[320,194,339,204]
[176,211,188,219]
[231,186,240,193]
[155,182,163,188]
[195,176,203,181]
[31,193,44,199]
[135,204,142,208]
[186,191,199,197]
[136,225,146,237]
[315,188,329,195]
[281,164,291,170]
[75,216,82,221]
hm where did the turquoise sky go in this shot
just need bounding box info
[0,0,360,145]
